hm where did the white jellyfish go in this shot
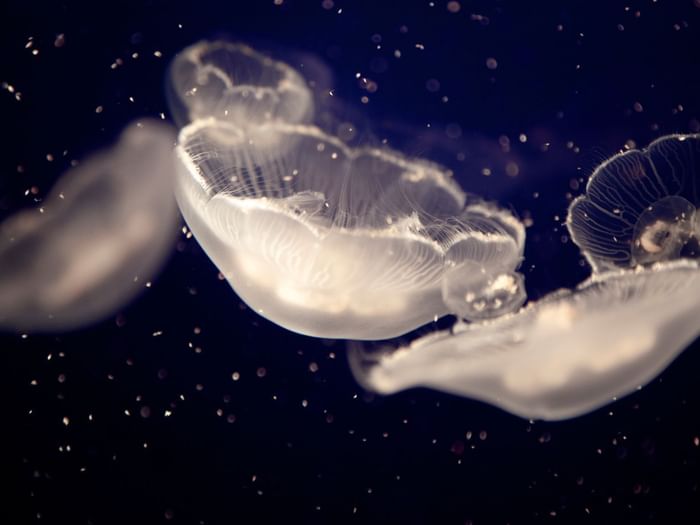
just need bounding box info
[350,260,700,420]
[169,41,526,339]
[440,212,526,322]
[567,134,700,272]
[175,117,525,339]
[351,133,700,420]
[0,120,178,332]
[167,40,314,127]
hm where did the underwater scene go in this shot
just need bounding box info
[2,1,700,523]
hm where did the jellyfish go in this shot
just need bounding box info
[167,40,314,127]
[175,117,525,339]
[351,133,700,419]
[567,134,700,272]
[0,120,178,332]
[350,260,700,420]
[440,211,526,321]
[169,42,526,339]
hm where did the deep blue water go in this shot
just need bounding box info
[2,1,700,523]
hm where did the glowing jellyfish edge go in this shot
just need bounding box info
[349,260,700,420]
[567,134,700,272]
[174,118,526,339]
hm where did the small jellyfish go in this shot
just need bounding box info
[350,260,700,420]
[442,264,526,321]
[0,120,178,332]
[441,209,526,321]
[167,40,314,127]
[567,134,700,272]
[175,118,524,339]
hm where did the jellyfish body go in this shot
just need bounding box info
[441,265,526,322]
[441,218,526,321]
[567,134,700,271]
[176,118,525,339]
[351,260,700,420]
[0,120,178,332]
[167,40,313,127]
[170,42,526,339]
[351,133,700,419]
[631,196,696,264]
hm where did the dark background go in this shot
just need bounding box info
[2,1,700,523]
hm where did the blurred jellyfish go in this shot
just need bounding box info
[568,134,700,272]
[0,120,178,332]
[167,40,314,127]
[350,260,700,420]
[175,118,525,339]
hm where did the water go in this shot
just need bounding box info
[2,1,700,523]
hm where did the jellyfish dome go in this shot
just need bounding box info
[350,259,700,420]
[440,202,526,322]
[567,134,700,272]
[175,118,525,339]
[0,120,178,332]
[169,41,526,339]
[167,40,314,127]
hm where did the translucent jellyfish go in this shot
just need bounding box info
[167,40,314,127]
[350,260,700,420]
[567,134,700,272]
[175,118,525,339]
[441,220,526,321]
[0,120,178,332]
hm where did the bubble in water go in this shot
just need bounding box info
[0,120,177,332]
[568,134,700,272]
[350,260,700,420]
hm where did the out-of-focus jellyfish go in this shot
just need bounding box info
[350,260,700,420]
[0,120,178,332]
[167,40,314,127]
[175,118,525,339]
[352,133,700,419]
[568,134,700,272]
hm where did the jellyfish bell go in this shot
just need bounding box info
[175,118,525,339]
[440,204,526,321]
[0,120,178,332]
[170,40,527,337]
[167,40,314,127]
[350,259,700,420]
[567,133,700,272]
